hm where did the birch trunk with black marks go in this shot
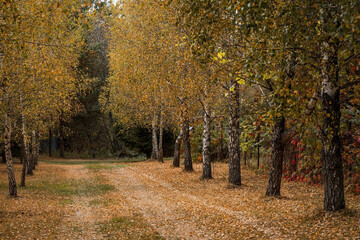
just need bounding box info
[4,108,17,196]
[173,128,183,167]
[151,114,158,160]
[158,112,164,163]
[321,43,345,212]
[266,116,285,196]
[19,94,32,180]
[182,117,193,171]
[202,107,212,179]
[228,81,241,185]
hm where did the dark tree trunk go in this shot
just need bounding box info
[59,120,65,158]
[266,116,285,196]
[321,69,345,212]
[244,150,247,166]
[48,127,52,157]
[202,109,212,179]
[5,111,17,197]
[228,81,241,185]
[182,118,193,171]
[35,131,40,166]
[31,130,37,170]
[173,129,183,167]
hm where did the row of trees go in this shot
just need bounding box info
[0,0,101,196]
[106,0,360,212]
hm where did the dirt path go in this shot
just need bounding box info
[1,159,360,239]
[55,166,105,240]
[107,167,280,239]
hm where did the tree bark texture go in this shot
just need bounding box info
[5,111,17,197]
[173,129,183,167]
[228,82,241,185]
[202,109,212,179]
[182,118,193,171]
[266,116,285,196]
[151,114,158,160]
[158,113,164,163]
[321,46,345,211]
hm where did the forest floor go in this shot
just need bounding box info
[0,158,360,240]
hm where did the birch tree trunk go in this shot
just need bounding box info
[228,81,241,185]
[4,108,17,196]
[158,112,164,163]
[151,114,158,160]
[19,94,32,179]
[202,108,212,179]
[182,117,193,171]
[321,43,345,212]
[173,128,183,167]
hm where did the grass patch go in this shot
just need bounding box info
[88,199,104,206]
[0,182,8,190]
[59,199,74,205]
[86,164,127,170]
[98,216,164,240]
[27,178,115,196]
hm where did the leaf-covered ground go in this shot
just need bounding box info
[0,158,359,239]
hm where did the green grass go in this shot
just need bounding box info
[39,158,146,165]
[98,216,165,240]
[27,178,115,196]
[59,199,74,205]
[86,164,127,170]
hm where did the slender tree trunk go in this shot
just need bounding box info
[35,131,40,165]
[182,117,193,171]
[228,82,241,185]
[158,112,164,163]
[48,127,52,157]
[257,134,260,169]
[20,133,27,186]
[31,130,37,170]
[151,114,158,160]
[5,111,17,197]
[217,122,224,161]
[266,116,285,196]
[19,94,32,176]
[244,152,247,166]
[173,128,183,167]
[202,109,212,179]
[321,45,345,212]
[59,119,65,158]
